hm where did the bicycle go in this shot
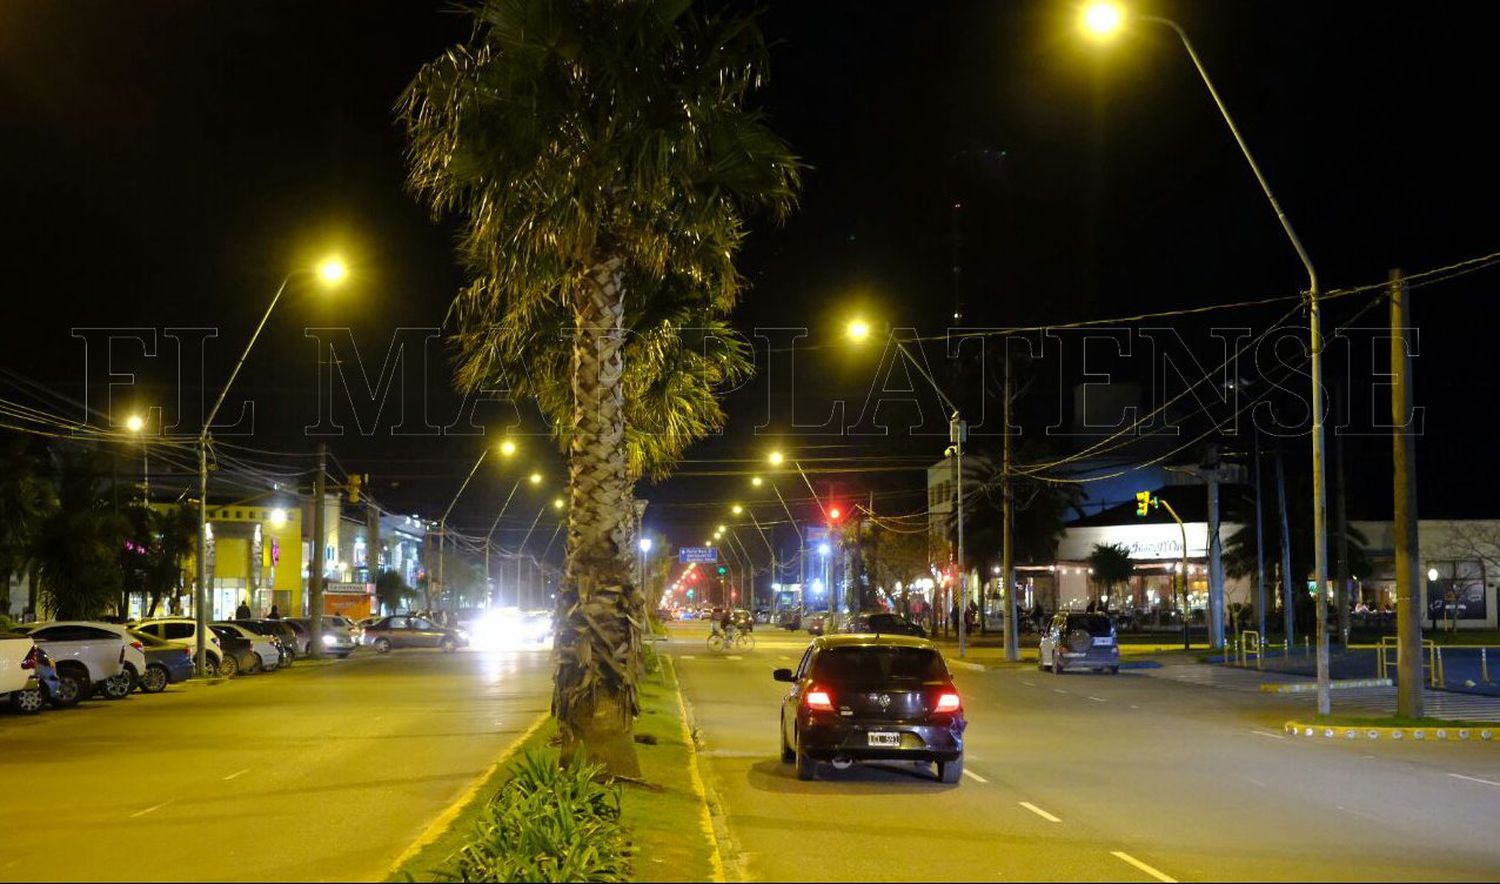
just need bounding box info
[706,630,727,652]
[732,630,755,651]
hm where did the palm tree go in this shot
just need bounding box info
[400,0,799,774]
[1086,543,1134,608]
[0,434,53,615]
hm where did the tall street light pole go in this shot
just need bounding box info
[1082,3,1329,713]
[195,257,347,676]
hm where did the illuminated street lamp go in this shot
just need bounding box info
[846,318,871,341]
[1079,1,1329,709]
[196,255,347,674]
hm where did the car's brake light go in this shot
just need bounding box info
[804,688,834,711]
[935,691,962,713]
[21,647,36,670]
[130,641,144,652]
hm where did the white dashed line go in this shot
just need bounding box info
[1087,696,1107,703]
[1449,773,1500,788]
[678,655,696,660]
[725,655,742,661]
[222,768,250,781]
[1053,689,1069,695]
[1250,730,1287,740]
[1021,680,1037,687]
[1018,801,1061,823]
[962,769,988,783]
[1111,851,1176,882]
[129,800,172,819]
[1129,704,1140,709]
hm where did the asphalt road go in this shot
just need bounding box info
[0,647,552,882]
[670,623,1500,882]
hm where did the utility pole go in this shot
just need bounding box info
[951,416,968,658]
[1204,446,1226,650]
[1274,440,1295,647]
[1335,383,1351,650]
[1002,352,1018,661]
[309,442,326,659]
[1390,270,1424,718]
[1253,428,1267,643]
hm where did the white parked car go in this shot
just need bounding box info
[134,618,225,673]
[20,622,147,699]
[2,632,46,714]
[210,622,280,673]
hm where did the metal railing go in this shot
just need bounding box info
[1374,635,1443,688]
[1233,630,1263,670]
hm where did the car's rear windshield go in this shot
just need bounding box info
[1067,614,1114,636]
[813,646,947,685]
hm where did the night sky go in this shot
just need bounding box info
[3,2,1497,551]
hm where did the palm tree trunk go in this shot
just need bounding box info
[552,256,644,778]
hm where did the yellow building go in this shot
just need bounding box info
[182,504,306,619]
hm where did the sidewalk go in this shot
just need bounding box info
[927,632,1209,669]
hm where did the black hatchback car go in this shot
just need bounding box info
[774,635,966,784]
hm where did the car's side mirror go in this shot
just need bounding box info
[772,668,794,683]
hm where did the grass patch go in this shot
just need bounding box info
[1310,714,1500,729]
[388,718,557,882]
[390,664,717,883]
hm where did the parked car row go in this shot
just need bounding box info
[2,614,363,717]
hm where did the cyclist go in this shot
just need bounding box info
[711,608,735,644]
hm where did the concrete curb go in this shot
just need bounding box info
[1283,720,1498,744]
[663,654,730,884]
[1260,678,1393,693]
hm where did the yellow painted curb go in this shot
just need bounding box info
[384,709,551,877]
[664,654,727,884]
[1284,720,1498,744]
[1260,678,1393,693]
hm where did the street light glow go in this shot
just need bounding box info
[1428,567,1440,581]
[847,318,871,341]
[639,537,653,553]
[751,476,763,487]
[499,439,517,457]
[125,414,145,433]
[269,508,287,528]
[732,504,743,514]
[316,256,349,286]
[1081,2,1124,38]
[818,542,831,556]
[768,450,784,466]
[552,497,564,509]
[529,472,542,485]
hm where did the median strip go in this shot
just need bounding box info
[1110,850,1176,883]
[1284,720,1498,744]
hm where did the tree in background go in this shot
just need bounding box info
[860,523,931,617]
[122,502,198,618]
[0,434,52,615]
[34,451,128,620]
[375,568,415,614]
[400,0,799,775]
[1086,543,1135,608]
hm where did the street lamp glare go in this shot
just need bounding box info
[732,504,743,514]
[125,414,145,433]
[1081,2,1125,38]
[529,472,542,485]
[1427,567,1440,582]
[751,476,763,487]
[499,439,517,457]
[639,537,653,553]
[552,497,564,509]
[316,257,349,287]
[847,318,871,341]
[269,508,288,528]
[768,451,784,466]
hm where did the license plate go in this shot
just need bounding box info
[867,731,900,747]
[1093,637,1114,646]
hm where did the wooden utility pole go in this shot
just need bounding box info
[1002,350,1018,661]
[1390,270,1424,718]
[1334,385,1351,649]
[308,442,326,658]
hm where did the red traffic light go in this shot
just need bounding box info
[828,506,842,522]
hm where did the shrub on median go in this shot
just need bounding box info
[437,750,633,883]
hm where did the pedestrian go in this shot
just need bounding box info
[268,604,281,620]
[235,599,252,620]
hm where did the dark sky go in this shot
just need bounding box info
[2,1,1497,552]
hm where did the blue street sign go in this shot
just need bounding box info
[679,546,718,563]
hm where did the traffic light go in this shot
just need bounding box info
[348,473,363,504]
[828,506,842,523]
[1135,491,1152,517]
[717,565,727,576]
[687,589,695,599]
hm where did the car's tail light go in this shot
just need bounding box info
[21,647,36,670]
[804,688,834,711]
[130,641,144,652]
[935,691,962,713]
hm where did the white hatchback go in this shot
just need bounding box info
[22,622,148,699]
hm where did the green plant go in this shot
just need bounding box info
[438,750,632,883]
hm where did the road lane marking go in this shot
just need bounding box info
[725,655,742,661]
[1018,802,1061,823]
[962,769,988,784]
[1250,730,1286,740]
[222,768,250,781]
[1129,704,1140,709]
[1053,689,1068,695]
[1087,696,1107,702]
[129,800,172,819]
[1021,680,1036,687]
[679,655,696,659]
[1449,773,1500,788]
[1111,851,1176,883]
